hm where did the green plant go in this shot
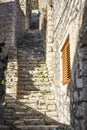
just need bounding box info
[32,0,38,9]
[0,80,6,85]
[42,74,48,78]
[36,64,42,67]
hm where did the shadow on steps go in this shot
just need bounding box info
[4,94,71,130]
[2,30,71,130]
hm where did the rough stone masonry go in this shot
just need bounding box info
[48,0,87,130]
[0,0,87,130]
[0,0,31,127]
[39,0,87,129]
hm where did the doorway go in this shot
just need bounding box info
[30,0,39,29]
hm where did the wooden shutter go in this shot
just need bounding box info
[62,37,71,85]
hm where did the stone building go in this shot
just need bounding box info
[38,0,47,31]
[0,0,87,130]
[39,0,87,129]
[0,0,32,126]
[46,0,87,130]
[0,0,31,84]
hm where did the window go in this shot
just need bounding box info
[62,37,71,85]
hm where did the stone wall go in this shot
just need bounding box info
[0,0,17,99]
[3,0,25,103]
[0,0,31,124]
[51,0,87,129]
[27,0,32,28]
[46,3,54,80]
[0,0,17,124]
[70,1,87,129]
[38,0,47,31]
[38,1,54,82]
[0,0,87,129]
[0,0,16,61]
[53,0,81,125]
[18,0,31,31]
[15,0,25,42]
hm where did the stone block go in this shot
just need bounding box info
[76,78,83,88]
[46,111,58,117]
[47,105,56,111]
[82,102,87,115]
[76,105,84,117]
[80,88,87,101]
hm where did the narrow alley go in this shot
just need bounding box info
[0,0,87,130]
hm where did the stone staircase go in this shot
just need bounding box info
[0,125,10,130]
[14,30,61,130]
[4,30,71,130]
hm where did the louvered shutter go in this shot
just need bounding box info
[62,37,71,85]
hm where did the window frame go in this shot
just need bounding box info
[61,36,71,85]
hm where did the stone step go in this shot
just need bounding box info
[14,111,45,119]
[18,62,46,67]
[18,69,48,74]
[15,106,57,116]
[18,48,44,53]
[18,47,45,52]
[18,56,45,60]
[18,65,36,69]
[17,89,52,96]
[18,46,44,50]
[18,62,46,66]
[18,77,49,82]
[17,87,39,92]
[17,93,55,100]
[24,33,41,37]
[13,119,45,126]
[21,42,44,46]
[18,49,44,53]
[18,63,47,68]
[18,77,49,83]
[13,125,69,130]
[19,68,47,72]
[23,36,43,42]
[15,100,57,112]
[17,80,49,84]
[0,125,10,130]
[11,30,61,130]
[19,90,51,99]
[21,53,45,57]
[4,119,15,125]
[17,59,37,63]
[5,113,59,126]
[17,78,49,84]
[18,51,45,55]
[17,95,55,102]
[18,61,38,64]
[19,77,49,81]
[17,86,50,92]
[17,45,44,49]
[18,82,50,86]
[18,74,48,78]
[21,40,43,44]
[18,53,45,57]
[18,44,44,49]
[18,49,45,54]
[18,75,48,79]
[13,116,60,126]
[17,81,50,86]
